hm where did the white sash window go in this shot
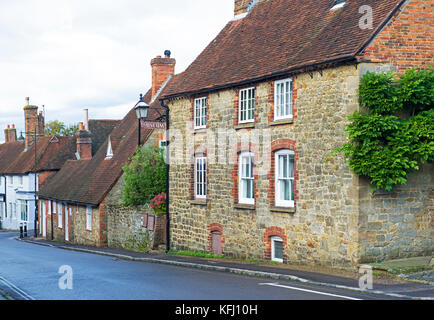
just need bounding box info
[195,157,207,199]
[239,152,255,205]
[274,78,293,120]
[275,149,295,207]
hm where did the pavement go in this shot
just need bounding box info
[14,235,434,300]
[370,256,433,283]
[0,231,401,300]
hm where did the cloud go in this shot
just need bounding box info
[0,0,233,142]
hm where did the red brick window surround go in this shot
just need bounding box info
[189,146,208,201]
[232,142,259,205]
[191,96,209,131]
[268,77,298,123]
[208,223,225,255]
[267,139,299,208]
[233,86,259,126]
[264,226,287,263]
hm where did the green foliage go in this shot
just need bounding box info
[168,250,224,259]
[337,68,434,192]
[359,71,401,114]
[45,120,78,137]
[122,145,166,206]
[398,66,434,113]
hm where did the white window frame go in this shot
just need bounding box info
[239,87,256,124]
[86,205,92,231]
[274,78,293,121]
[105,138,113,159]
[18,200,27,221]
[271,236,284,263]
[48,201,52,216]
[194,157,207,199]
[194,97,207,129]
[58,202,63,228]
[275,149,295,208]
[18,176,23,185]
[238,151,255,205]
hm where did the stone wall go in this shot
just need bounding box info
[167,64,362,267]
[358,164,433,262]
[104,131,166,252]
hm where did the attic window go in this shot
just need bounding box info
[105,138,113,159]
[330,0,346,11]
[248,0,260,12]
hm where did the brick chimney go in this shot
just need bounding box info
[75,122,92,160]
[234,0,264,16]
[4,125,17,143]
[24,97,45,148]
[150,50,176,99]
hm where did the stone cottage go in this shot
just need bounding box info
[37,53,173,248]
[160,0,433,267]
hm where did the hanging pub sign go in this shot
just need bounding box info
[140,120,166,130]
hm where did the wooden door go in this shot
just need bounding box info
[211,231,222,256]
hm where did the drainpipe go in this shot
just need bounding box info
[160,98,170,253]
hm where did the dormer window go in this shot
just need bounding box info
[105,138,113,159]
[330,0,346,11]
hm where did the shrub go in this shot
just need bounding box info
[122,145,166,206]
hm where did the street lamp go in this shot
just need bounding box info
[134,94,150,146]
[134,94,170,253]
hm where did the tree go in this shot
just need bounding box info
[44,120,78,137]
[122,145,166,206]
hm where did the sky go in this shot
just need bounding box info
[0,0,234,142]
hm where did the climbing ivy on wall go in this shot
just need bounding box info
[337,67,434,192]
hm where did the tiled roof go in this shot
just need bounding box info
[0,141,25,173]
[39,90,162,205]
[0,120,118,175]
[162,0,404,97]
[89,120,120,155]
[1,136,75,175]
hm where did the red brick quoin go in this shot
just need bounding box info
[267,139,300,207]
[264,226,287,262]
[208,223,225,254]
[231,142,259,204]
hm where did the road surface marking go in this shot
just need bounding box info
[0,276,35,300]
[259,282,362,300]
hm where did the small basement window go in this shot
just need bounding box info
[271,236,284,263]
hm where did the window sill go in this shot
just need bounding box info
[234,203,255,210]
[189,199,207,206]
[270,206,296,214]
[269,119,294,126]
[193,128,207,134]
[234,123,255,130]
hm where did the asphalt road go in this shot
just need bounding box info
[0,231,398,300]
